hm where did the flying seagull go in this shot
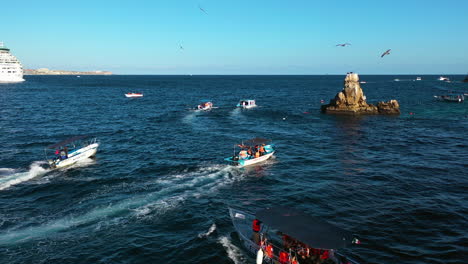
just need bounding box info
[381,49,391,58]
[336,43,351,47]
[198,5,207,14]
[179,45,184,50]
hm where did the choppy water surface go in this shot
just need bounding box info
[0,75,467,264]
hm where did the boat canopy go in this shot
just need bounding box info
[241,137,270,146]
[256,207,356,250]
[47,135,91,149]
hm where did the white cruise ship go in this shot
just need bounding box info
[0,42,24,83]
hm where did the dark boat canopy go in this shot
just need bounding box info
[242,137,271,146]
[47,135,91,149]
[256,207,357,250]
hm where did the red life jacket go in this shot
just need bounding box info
[320,250,329,259]
[252,219,261,232]
[279,251,289,264]
[265,244,274,258]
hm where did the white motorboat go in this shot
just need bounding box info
[237,99,257,109]
[416,77,422,81]
[438,76,450,81]
[224,138,275,167]
[125,93,143,98]
[46,135,99,169]
[0,42,24,83]
[197,101,213,111]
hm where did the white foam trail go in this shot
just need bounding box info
[0,164,242,245]
[0,161,50,191]
[219,236,246,264]
[198,223,217,238]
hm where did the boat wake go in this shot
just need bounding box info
[0,161,50,191]
[0,164,242,245]
[218,236,247,264]
[198,223,217,238]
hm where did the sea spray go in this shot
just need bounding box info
[198,223,217,238]
[218,236,246,264]
[0,161,49,191]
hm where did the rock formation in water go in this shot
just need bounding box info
[321,73,400,115]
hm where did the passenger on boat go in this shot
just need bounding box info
[259,144,265,156]
[55,149,60,159]
[279,251,289,264]
[252,219,262,245]
[255,151,260,158]
[264,242,274,259]
[247,147,253,158]
[60,149,67,160]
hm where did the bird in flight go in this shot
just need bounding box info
[198,5,207,14]
[381,49,391,58]
[179,45,184,50]
[336,43,351,47]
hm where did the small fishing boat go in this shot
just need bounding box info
[438,76,450,81]
[416,77,422,81]
[224,138,275,167]
[229,207,361,264]
[45,135,99,169]
[125,93,143,98]
[237,99,257,109]
[197,101,213,111]
[434,94,464,103]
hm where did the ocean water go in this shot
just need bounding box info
[0,75,466,264]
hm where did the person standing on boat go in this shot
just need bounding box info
[252,218,261,245]
[259,144,265,156]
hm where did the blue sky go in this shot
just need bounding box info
[2,0,468,74]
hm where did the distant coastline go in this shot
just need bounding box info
[24,68,112,75]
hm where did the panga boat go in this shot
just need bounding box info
[125,93,143,98]
[434,94,464,103]
[237,99,257,109]
[45,135,99,169]
[224,138,275,167]
[229,207,361,264]
[197,101,213,111]
[438,76,450,81]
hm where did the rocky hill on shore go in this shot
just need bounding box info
[24,68,112,75]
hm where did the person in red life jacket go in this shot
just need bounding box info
[279,251,289,264]
[252,219,261,245]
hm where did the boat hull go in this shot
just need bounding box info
[238,151,274,167]
[49,143,99,169]
[125,94,143,98]
[238,105,256,109]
